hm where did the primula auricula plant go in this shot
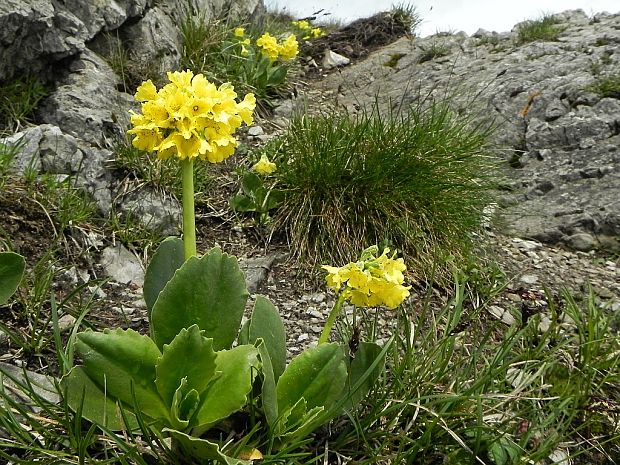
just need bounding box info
[291,19,326,41]
[59,70,392,463]
[320,245,411,344]
[230,28,299,101]
[127,70,256,259]
[230,154,283,225]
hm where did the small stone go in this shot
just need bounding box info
[100,244,145,286]
[58,314,76,333]
[506,293,522,302]
[488,305,516,326]
[308,310,323,319]
[519,274,539,285]
[322,49,350,69]
[538,315,551,332]
[247,125,264,136]
[297,334,309,342]
[564,233,596,252]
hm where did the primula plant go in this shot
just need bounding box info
[59,72,390,464]
[291,20,326,41]
[230,154,283,226]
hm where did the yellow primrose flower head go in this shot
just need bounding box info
[252,154,277,175]
[311,27,325,38]
[322,245,410,309]
[128,71,256,163]
[278,34,299,61]
[234,27,245,37]
[292,20,312,31]
[256,32,280,61]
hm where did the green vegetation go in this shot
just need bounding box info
[0,5,618,465]
[587,72,620,98]
[332,285,620,464]
[179,10,300,109]
[0,76,47,133]
[418,41,450,63]
[263,102,496,280]
[516,14,564,44]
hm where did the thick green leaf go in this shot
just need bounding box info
[75,328,168,422]
[229,194,258,212]
[342,342,384,409]
[143,237,184,315]
[0,252,25,305]
[61,366,138,431]
[155,325,218,406]
[248,296,286,381]
[276,343,347,418]
[170,378,199,430]
[277,405,325,444]
[264,189,284,210]
[151,247,249,350]
[256,340,277,426]
[165,429,251,465]
[192,344,260,432]
[267,66,287,87]
[240,171,263,196]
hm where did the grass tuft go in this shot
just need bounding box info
[587,72,620,98]
[516,14,564,44]
[0,77,47,134]
[263,102,497,280]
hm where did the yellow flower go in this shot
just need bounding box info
[252,154,277,175]
[240,45,249,57]
[256,32,280,61]
[311,27,325,38]
[128,70,255,163]
[278,34,299,61]
[292,20,311,30]
[322,246,410,309]
[234,27,245,37]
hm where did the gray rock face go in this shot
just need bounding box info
[0,0,149,83]
[317,9,620,251]
[1,0,258,232]
[38,49,134,148]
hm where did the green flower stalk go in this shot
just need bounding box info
[181,158,196,259]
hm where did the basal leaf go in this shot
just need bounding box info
[143,237,184,315]
[75,328,168,422]
[0,252,25,305]
[61,366,138,431]
[192,344,260,433]
[249,296,286,381]
[276,343,347,418]
[151,247,248,350]
[155,325,217,406]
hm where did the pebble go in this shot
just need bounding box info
[519,274,539,285]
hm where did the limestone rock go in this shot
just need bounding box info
[316,9,620,251]
[117,185,182,236]
[38,49,133,148]
[100,243,145,286]
[322,49,351,69]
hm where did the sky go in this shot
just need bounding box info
[264,0,620,37]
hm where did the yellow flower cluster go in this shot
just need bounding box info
[291,20,325,40]
[322,246,410,309]
[256,32,299,61]
[128,70,256,163]
[252,154,277,175]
